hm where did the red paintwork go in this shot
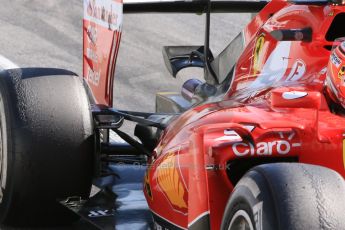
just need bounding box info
[142,2,345,230]
[83,0,123,106]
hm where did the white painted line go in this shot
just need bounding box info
[0,55,18,70]
[188,211,210,227]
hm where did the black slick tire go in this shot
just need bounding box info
[0,68,94,226]
[221,163,345,230]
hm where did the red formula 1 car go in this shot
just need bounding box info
[0,0,345,229]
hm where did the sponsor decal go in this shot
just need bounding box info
[253,202,263,230]
[86,25,98,45]
[157,153,188,213]
[87,67,101,86]
[88,209,114,218]
[253,34,265,75]
[84,0,122,31]
[86,48,98,62]
[338,65,345,80]
[286,59,306,81]
[331,52,341,68]
[232,132,301,157]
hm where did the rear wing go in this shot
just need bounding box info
[123,0,272,84]
[123,0,269,13]
[83,0,123,106]
[83,0,271,106]
[83,0,331,106]
[123,0,331,14]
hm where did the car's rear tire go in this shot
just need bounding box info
[221,163,345,230]
[0,68,94,226]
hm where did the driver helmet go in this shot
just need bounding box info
[326,41,345,107]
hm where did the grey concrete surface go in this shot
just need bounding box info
[0,0,250,228]
[0,0,250,111]
[115,13,250,112]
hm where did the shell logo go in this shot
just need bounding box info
[157,153,188,211]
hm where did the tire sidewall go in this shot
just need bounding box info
[224,195,255,230]
[0,77,14,223]
[222,170,278,230]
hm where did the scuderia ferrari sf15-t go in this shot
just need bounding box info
[0,0,345,229]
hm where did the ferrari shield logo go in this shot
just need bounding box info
[253,34,265,75]
[339,65,345,80]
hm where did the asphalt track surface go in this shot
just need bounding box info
[0,1,250,229]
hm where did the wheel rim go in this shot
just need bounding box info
[0,97,7,204]
[228,210,254,230]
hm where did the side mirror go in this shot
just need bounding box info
[162,46,205,77]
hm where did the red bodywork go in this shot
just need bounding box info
[84,1,345,229]
[144,3,345,230]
